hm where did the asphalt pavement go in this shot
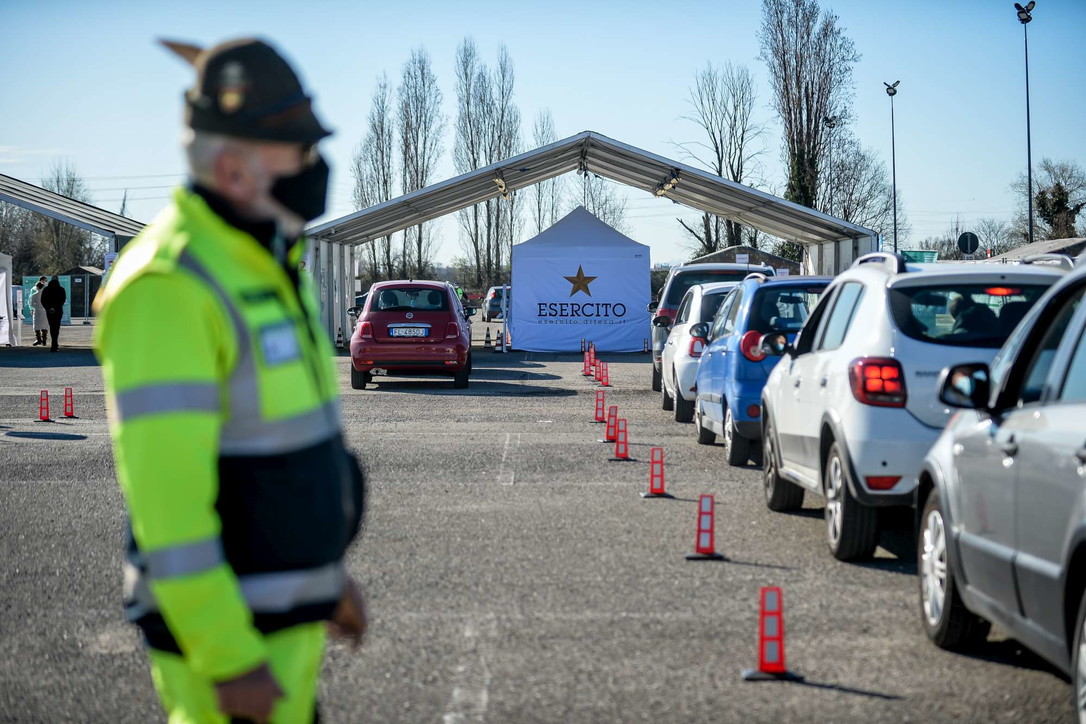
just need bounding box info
[0,321,1073,722]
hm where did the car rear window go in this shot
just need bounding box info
[749,286,826,332]
[665,271,750,306]
[888,283,1050,348]
[699,289,733,321]
[373,287,449,312]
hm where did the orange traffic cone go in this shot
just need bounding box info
[742,587,804,682]
[686,494,725,560]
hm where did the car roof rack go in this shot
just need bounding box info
[1019,253,1074,271]
[852,252,909,274]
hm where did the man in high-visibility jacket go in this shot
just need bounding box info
[95,37,367,723]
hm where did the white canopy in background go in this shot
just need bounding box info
[511,207,650,353]
[0,252,17,346]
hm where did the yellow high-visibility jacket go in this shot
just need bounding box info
[95,188,364,682]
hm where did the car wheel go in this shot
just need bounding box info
[823,443,879,561]
[695,402,716,445]
[763,417,803,511]
[673,374,694,423]
[1073,588,1086,722]
[919,488,991,649]
[661,369,674,411]
[722,405,750,466]
[350,366,371,390]
[453,356,471,389]
[651,363,661,392]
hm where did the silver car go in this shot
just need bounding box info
[915,255,1086,717]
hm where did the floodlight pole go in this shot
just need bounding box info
[1018,4,1035,244]
[885,82,900,253]
[823,116,838,216]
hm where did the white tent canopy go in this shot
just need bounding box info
[511,207,649,353]
[306,130,878,344]
[0,252,17,346]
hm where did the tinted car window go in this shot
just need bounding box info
[1059,323,1086,403]
[710,292,737,339]
[675,293,694,324]
[749,287,823,333]
[888,284,1049,348]
[723,288,745,334]
[665,270,750,306]
[1016,290,1083,405]
[817,282,864,351]
[375,287,449,311]
[699,290,731,322]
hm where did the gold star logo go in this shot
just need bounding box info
[564,265,597,297]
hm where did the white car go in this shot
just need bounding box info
[658,282,739,422]
[759,252,1065,561]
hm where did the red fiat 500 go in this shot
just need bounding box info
[349,281,475,389]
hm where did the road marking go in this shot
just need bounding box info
[496,433,520,485]
[442,617,495,724]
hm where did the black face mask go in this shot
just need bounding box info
[270,155,329,222]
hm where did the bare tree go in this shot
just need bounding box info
[1012,158,1086,241]
[397,48,445,278]
[352,73,397,279]
[452,39,522,286]
[677,62,766,254]
[0,202,37,276]
[974,217,1016,257]
[576,173,630,235]
[37,160,104,270]
[824,132,907,242]
[759,0,859,209]
[530,109,563,234]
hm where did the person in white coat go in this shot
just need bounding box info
[30,279,48,346]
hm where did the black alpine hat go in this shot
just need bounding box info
[161,37,332,144]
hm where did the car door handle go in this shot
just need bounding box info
[1000,437,1018,457]
[793,379,801,388]
[819,377,828,388]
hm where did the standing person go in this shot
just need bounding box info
[30,280,48,346]
[40,276,66,352]
[94,37,367,723]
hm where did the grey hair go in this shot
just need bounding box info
[182,129,255,186]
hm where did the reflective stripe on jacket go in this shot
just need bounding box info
[94,188,364,681]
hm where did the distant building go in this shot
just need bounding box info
[689,245,801,276]
[986,237,1086,264]
[60,265,103,318]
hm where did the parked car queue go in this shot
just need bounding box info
[651,253,1086,716]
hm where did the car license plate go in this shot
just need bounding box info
[391,326,427,337]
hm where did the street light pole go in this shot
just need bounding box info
[1016,2,1036,244]
[884,81,900,252]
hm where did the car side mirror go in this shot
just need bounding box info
[647,301,659,313]
[758,332,792,357]
[464,307,477,317]
[938,363,992,411]
[689,322,709,339]
[652,315,671,328]
[347,306,361,317]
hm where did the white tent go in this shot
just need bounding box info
[510,207,650,353]
[0,252,17,346]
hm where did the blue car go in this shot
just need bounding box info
[693,275,831,465]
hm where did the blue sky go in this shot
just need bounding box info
[2,0,1083,265]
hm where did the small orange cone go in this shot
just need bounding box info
[588,344,596,371]
[742,587,804,682]
[484,328,493,349]
[686,494,725,560]
[610,418,630,461]
[592,390,606,423]
[38,390,51,422]
[63,387,75,418]
[582,350,591,376]
[599,362,611,387]
[641,447,674,498]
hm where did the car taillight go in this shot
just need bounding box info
[689,337,706,357]
[359,321,374,339]
[740,330,766,362]
[849,357,907,407]
[445,322,459,339]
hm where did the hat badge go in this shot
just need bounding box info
[217,61,248,114]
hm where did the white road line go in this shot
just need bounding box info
[496,433,520,485]
[442,617,495,724]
